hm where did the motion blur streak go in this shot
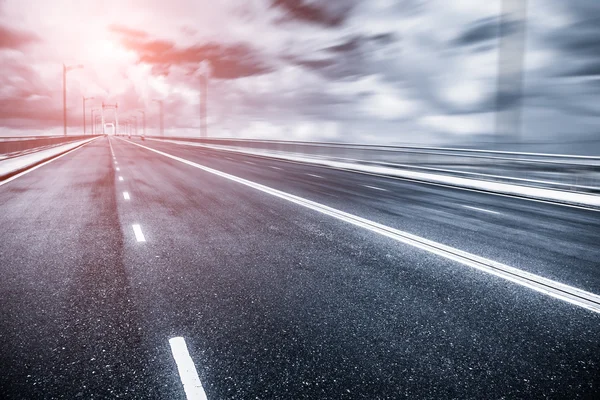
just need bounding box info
[121,136,600,314]
[1,0,599,399]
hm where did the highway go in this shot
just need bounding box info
[0,136,599,399]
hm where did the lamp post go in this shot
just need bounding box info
[132,116,138,136]
[91,108,99,135]
[83,96,94,135]
[199,61,211,138]
[138,110,146,137]
[63,63,83,135]
[96,115,101,135]
[152,99,164,136]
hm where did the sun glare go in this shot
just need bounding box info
[82,38,133,68]
[95,39,129,61]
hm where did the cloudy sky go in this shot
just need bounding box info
[0,0,599,146]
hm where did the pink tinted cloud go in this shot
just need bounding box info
[0,24,39,49]
[112,27,272,80]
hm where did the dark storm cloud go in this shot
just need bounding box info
[285,32,398,81]
[271,0,354,27]
[113,28,272,79]
[325,33,397,54]
[292,58,336,70]
[370,33,396,45]
[546,13,600,79]
[0,25,39,49]
[452,16,520,47]
[326,37,361,53]
[558,60,600,79]
[550,18,600,56]
[285,51,362,80]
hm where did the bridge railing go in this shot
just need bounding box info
[146,136,600,193]
[0,135,100,156]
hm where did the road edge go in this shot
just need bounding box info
[0,137,100,184]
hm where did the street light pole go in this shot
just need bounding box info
[200,74,207,138]
[91,108,99,135]
[199,61,211,138]
[138,110,146,137]
[132,116,138,136]
[152,99,164,136]
[62,63,83,135]
[83,96,94,135]
[63,65,66,136]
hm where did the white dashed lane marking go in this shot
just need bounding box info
[362,185,388,192]
[123,192,130,200]
[132,224,146,242]
[463,205,500,215]
[169,337,208,400]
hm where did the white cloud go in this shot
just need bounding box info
[419,113,494,136]
[361,92,418,120]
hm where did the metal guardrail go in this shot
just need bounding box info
[145,136,600,193]
[0,135,100,155]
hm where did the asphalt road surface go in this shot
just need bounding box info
[0,136,598,399]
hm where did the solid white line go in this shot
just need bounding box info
[463,205,500,215]
[118,138,600,314]
[169,337,208,400]
[123,192,130,200]
[108,136,116,157]
[0,138,99,187]
[307,173,323,179]
[363,185,388,192]
[270,166,282,170]
[118,176,124,181]
[132,224,146,242]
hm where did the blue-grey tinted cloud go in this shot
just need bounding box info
[550,17,600,78]
[271,0,356,27]
[452,16,520,48]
